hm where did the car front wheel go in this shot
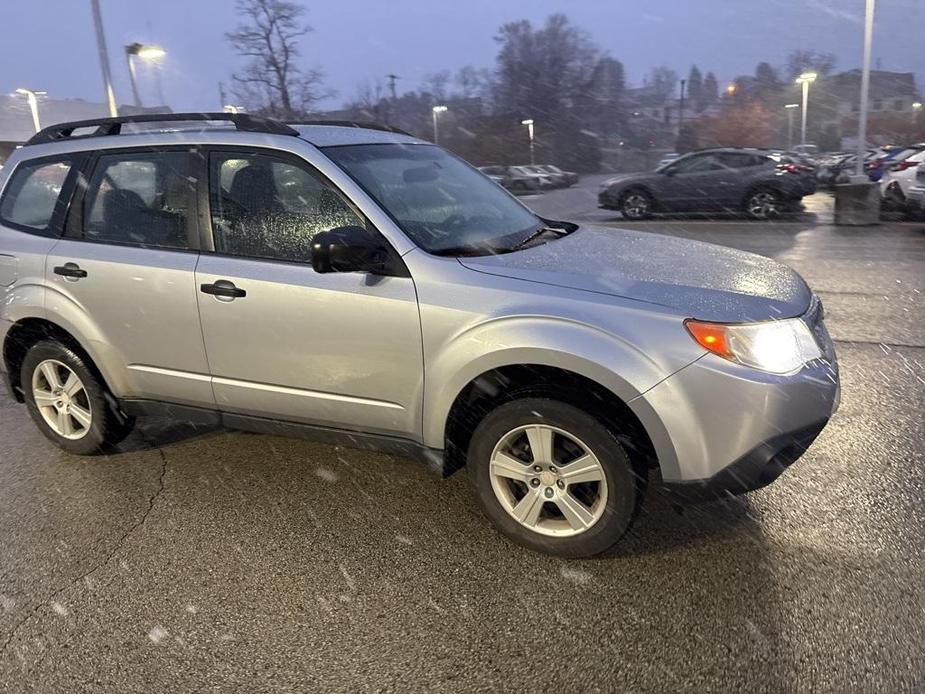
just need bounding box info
[620,190,653,219]
[468,398,640,557]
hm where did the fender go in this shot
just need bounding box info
[41,281,131,396]
[422,314,677,450]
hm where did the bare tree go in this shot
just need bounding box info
[421,70,452,103]
[785,50,836,81]
[225,0,332,118]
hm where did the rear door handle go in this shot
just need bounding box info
[53,263,87,279]
[200,279,246,299]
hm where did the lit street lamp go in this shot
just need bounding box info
[521,118,535,165]
[125,42,166,108]
[795,72,817,146]
[432,105,448,144]
[15,88,46,132]
[784,103,800,150]
[223,105,246,114]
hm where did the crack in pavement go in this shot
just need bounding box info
[0,449,169,662]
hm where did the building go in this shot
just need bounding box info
[0,96,171,163]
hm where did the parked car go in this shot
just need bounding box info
[865,145,921,182]
[478,165,552,193]
[0,113,839,557]
[533,164,579,187]
[902,162,925,220]
[477,167,507,187]
[880,148,925,210]
[599,148,812,220]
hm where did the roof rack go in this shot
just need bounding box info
[287,120,413,137]
[25,112,299,146]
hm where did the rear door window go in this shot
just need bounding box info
[81,151,198,250]
[0,158,75,234]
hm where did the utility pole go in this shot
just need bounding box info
[90,0,118,117]
[386,74,399,101]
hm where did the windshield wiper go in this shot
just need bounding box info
[511,225,568,251]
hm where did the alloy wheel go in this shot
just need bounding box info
[31,359,92,440]
[488,424,608,537]
[622,193,650,219]
[746,191,781,219]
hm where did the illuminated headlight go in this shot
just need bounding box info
[685,317,822,374]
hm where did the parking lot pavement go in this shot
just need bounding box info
[1,184,924,692]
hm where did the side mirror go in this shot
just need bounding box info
[311,225,395,275]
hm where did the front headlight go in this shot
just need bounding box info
[685,317,822,374]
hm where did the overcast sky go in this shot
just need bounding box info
[2,0,923,112]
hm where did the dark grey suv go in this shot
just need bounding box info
[598,148,813,220]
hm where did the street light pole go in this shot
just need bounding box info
[124,43,167,109]
[90,0,118,117]
[855,0,876,179]
[432,105,447,144]
[125,45,142,107]
[795,72,817,147]
[15,88,46,132]
[784,103,800,150]
[521,119,535,165]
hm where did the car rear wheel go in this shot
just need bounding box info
[468,398,639,557]
[620,190,653,220]
[745,189,783,220]
[21,340,134,455]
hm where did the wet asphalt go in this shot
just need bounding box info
[1,180,923,692]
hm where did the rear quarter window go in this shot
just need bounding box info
[0,158,74,235]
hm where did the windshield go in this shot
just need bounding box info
[323,143,541,255]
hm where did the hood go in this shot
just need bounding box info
[458,226,812,323]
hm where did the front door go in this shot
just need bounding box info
[659,153,730,210]
[195,148,423,439]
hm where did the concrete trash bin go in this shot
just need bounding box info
[834,181,880,226]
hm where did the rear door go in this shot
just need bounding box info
[194,147,423,438]
[712,152,770,205]
[44,147,214,406]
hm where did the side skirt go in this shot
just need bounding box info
[120,399,445,473]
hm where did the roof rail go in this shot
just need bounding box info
[25,112,299,146]
[287,120,413,137]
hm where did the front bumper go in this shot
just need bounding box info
[659,418,830,501]
[631,303,839,499]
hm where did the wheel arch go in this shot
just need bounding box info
[618,184,658,210]
[440,363,658,480]
[3,317,117,401]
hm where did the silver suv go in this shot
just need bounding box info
[0,114,839,557]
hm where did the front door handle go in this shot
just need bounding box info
[53,262,87,279]
[200,280,246,299]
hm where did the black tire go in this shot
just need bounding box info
[21,340,134,455]
[468,398,640,558]
[619,189,653,220]
[743,187,784,220]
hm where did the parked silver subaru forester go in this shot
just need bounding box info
[0,114,839,557]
